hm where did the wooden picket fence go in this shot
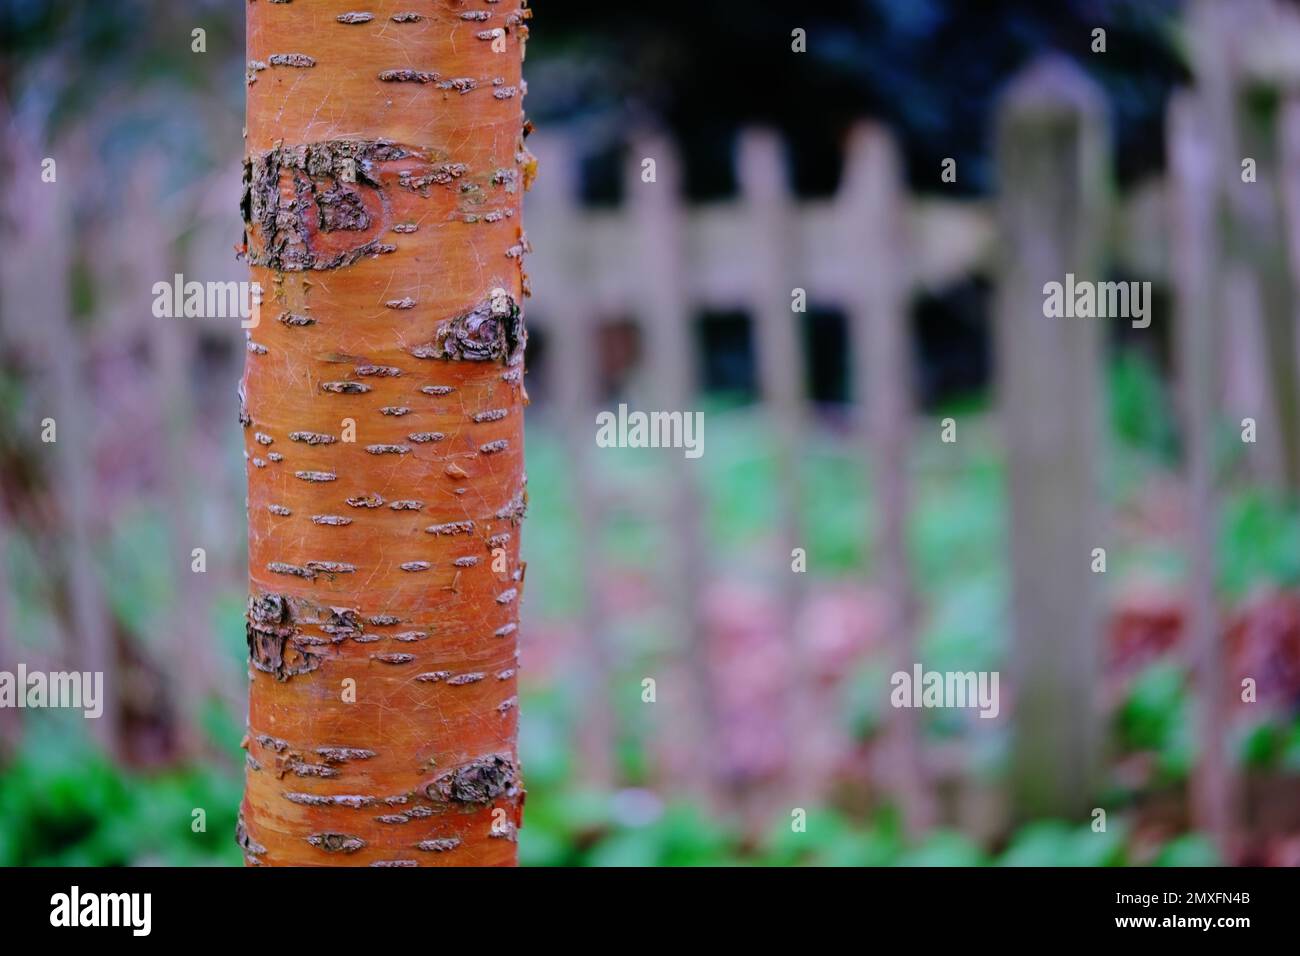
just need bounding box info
[513,13,1300,852]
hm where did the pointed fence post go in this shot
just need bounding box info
[1169,91,1239,861]
[529,132,619,790]
[995,58,1108,822]
[737,129,818,801]
[842,123,935,834]
[628,132,724,806]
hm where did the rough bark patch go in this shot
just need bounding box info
[246,594,364,680]
[423,754,519,805]
[410,291,525,365]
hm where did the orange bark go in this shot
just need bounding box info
[238,0,531,866]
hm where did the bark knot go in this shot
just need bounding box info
[423,753,519,805]
[411,289,525,364]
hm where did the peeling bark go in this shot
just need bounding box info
[240,0,531,867]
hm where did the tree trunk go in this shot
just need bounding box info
[238,0,532,867]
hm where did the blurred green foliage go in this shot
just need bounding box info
[1116,662,1195,782]
[1109,349,1179,464]
[0,718,241,867]
[0,707,1224,867]
[1219,492,1300,598]
[1,356,1296,865]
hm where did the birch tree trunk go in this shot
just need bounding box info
[238,0,532,867]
